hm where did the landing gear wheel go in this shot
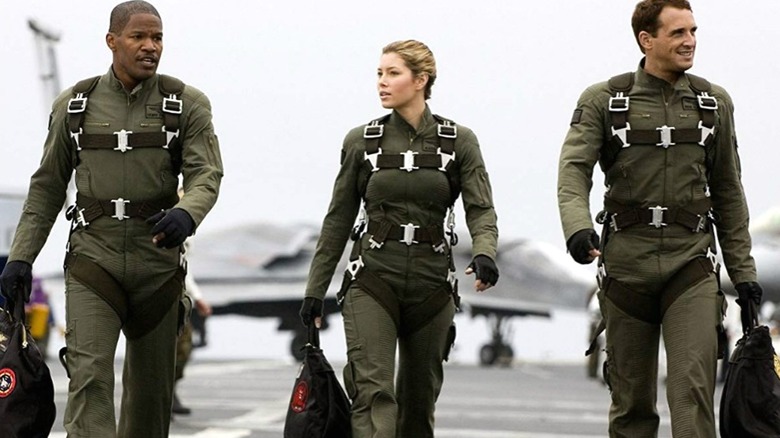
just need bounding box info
[497,344,514,367]
[480,344,497,366]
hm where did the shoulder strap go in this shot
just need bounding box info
[68,76,101,138]
[607,72,634,93]
[600,72,634,172]
[686,73,711,94]
[158,74,186,174]
[363,114,391,155]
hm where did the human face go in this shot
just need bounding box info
[106,13,163,90]
[641,6,696,83]
[377,52,427,111]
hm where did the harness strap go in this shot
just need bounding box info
[366,221,444,245]
[64,252,184,340]
[604,198,711,232]
[603,256,713,324]
[77,131,170,150]
[67,192,179,225]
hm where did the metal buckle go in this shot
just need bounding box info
[67,95,87,113]
[363,123,384,139]
[111,198,130,221]
[399,223,419,245]
[608,93,629,112]
[162,125,179,149]
[697,93,718,111]
[113,129,134,153]
[437,147,455,172]
[611,122,631,148]
[437,123,457,139]
[693,215,707,233]
[447,269,458,290]
[400,150,419,172]
[609,214,621,232]
[66,205,90,228]
[70,127,83,151]
[364,149,381,172]
[697,120,715,147]
[656,125,676,148]
[368,236,384,249]
[346,256,364,280]
[648,206,668,228]
[162,95,183,114]
[432,241,446,254]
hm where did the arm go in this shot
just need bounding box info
[457,128,498,260]
[9,92,75,264]
[177,87,224,228]
[304,130,363,300]
[707,87,757,285]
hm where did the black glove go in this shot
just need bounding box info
[567,229,600,264]
[146,208,195,249]
[468,255,499,286]
[0,260,33,305]
[735,281,763,330]
[299,297,323,327]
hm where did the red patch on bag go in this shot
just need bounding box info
[0,368,16,398]
[291,381,308,413]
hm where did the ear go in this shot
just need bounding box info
[106,33,116,51]
[638,30,653,52]
[414,73,429,91]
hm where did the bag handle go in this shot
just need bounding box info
[307,323,320,349]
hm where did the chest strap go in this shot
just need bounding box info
[604,198,711,232]
[66,193,179,227]
[605,72,717,161]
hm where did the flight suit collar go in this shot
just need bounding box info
[388,104,435,135]
[104,66,158,97]
[636,58,692,93]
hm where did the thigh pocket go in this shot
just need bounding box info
[343,341,365,400]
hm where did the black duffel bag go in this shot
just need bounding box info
[284,325,351,438]
[720,290,780,437]
[0,296,56,437]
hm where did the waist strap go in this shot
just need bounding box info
[68,193,179,225]
[367,221,444,246]
[604,198,711,232]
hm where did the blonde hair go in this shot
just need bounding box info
[382,40,437,100]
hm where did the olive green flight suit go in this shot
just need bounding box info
[306,106,497,437]
[558,62,756,438]
[9,69,223,437]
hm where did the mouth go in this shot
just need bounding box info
[678,49,694,58]
[379,91,390,98]
[138,56,158,67]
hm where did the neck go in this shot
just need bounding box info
[643,60,683,84]
[395,98,427,130]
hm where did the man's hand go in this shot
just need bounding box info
[465,255,499,292]
[146,208,195,249]
[566,229,601,264]
[0,261,33,305]
[194,298,212,317]
[299,297,323,328]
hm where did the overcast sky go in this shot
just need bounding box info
[3,1,779,273]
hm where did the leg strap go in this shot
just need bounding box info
[603,257,712,324]
[64,252,184,339]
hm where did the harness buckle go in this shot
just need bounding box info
[399,223,419,246]
[111,198,130,221]
[608,93,629,112]
[697,93,718,111]
[70,127,83,151]
[432,241,447,254]
[162,125,179,149]
[693,214,707,233]
[437,123,457,139]
[656,125,676,148]
[67,95,88,114]
[648,206,668,228]
[162,95,183,114]
[113,129,134,153]
[346,256,364,280]
[368,237,384,249]
[609,214,620,232]
[437,147,456,172]
[611,122,631,148]
[400,150,419,172]
[697,120,715,147]
[66,205,90,228]
[363,123,384,139]
[364,149,381,172]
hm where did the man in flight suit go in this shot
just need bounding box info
[0,1,223,436]
[558,1,761,436]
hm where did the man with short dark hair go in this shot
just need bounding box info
[0,1,223,435]
[558,1,760,436]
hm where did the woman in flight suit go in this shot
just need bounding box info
[300,39,499,437]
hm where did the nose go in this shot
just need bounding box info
[141,37,158,52]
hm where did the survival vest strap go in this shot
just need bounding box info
[64,252,185,340]
[600,72,718,173]
[361,113,460,205]
[67,74,185,174]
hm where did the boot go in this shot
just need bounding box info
[172,391,192,415]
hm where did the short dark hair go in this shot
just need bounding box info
[631,0,692,53]
[108,1,160,34]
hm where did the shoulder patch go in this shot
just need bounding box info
[570,108,583,125]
